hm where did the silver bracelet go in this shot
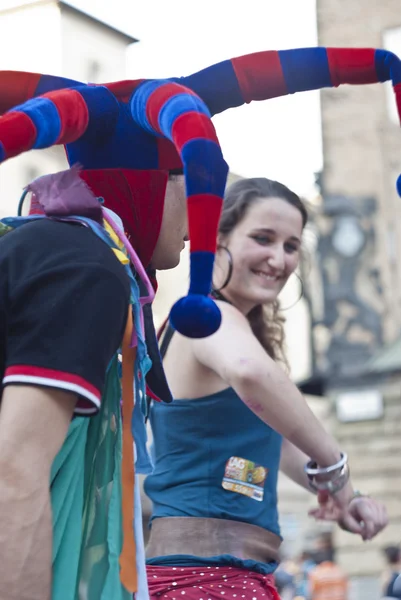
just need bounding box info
[307,463,350,494]
[304,452,348,477]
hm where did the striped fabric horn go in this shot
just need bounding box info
[0,84,119,163]
[0,71,81,115]
[131,80,229,338]
[179,47,401,196]
[179,47,401,127]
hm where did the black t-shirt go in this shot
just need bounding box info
[0,218,130,415]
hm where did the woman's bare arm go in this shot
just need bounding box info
[0,385,76,600]
[280,438,313,491]
[192,301,345,471]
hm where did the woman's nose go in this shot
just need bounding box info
[266,245,285,270]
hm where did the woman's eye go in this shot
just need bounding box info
[252,236,272,245]
[284,243,299,254]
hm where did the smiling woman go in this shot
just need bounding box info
[212,178,306,362]
[144,176,388,600]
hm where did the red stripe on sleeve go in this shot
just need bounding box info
[231,51,288,103]
[5,364,100,397]
[327,48,378,86]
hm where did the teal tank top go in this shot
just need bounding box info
[145,386,283,574]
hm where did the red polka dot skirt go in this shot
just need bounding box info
[147,566,280,600]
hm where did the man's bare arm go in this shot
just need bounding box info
[0,385,76,600]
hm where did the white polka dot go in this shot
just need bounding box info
[172,583,177,587]
[153,575,158,578]
[218,585,222,588]
[211,574,214,577]
[253,590,257,593]
[173,568,177,571]
[181,569,184,572]
[221,593,225,595]
[201,573,205,576]
[252,597,257,599]
[222,575,227,579]
[181,593,185,595]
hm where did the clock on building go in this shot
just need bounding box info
[331,215,366,257]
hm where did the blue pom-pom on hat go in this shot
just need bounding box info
[170,294,221,338]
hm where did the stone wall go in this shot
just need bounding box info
[330,376,401,577]
[317,0,401,341]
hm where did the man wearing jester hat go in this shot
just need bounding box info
[0,46,399,600]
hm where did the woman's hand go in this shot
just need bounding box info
[309,491,388,541]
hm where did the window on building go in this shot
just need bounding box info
[87,59,101,83]
[383,27,401,124]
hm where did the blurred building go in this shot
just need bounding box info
[0,0,136,215]
[288,2,401,597]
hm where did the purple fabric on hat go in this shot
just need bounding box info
[27,164,103,223]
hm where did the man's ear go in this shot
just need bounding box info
[216,233,226,248]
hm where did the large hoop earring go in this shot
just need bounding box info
[213,245,233,292]
[279,272,304,311]
[17,188,29,216]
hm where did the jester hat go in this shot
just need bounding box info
[1,46,401,338]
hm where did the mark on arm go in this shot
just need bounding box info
[242,397,265,416]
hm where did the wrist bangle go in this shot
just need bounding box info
[304,452,348,477]
[307,463,350,495]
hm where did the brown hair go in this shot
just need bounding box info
[218,177,307,364]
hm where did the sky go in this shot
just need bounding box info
[66,0,322,198]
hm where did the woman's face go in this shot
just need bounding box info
[216,196,303,313]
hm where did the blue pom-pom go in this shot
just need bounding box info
[169,294,222,338]
[397,174,401,197]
